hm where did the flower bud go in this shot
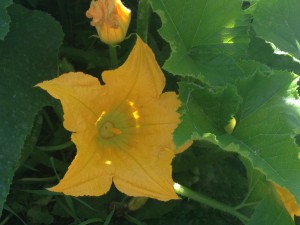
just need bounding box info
[224,116,236,134]
[86,0,131,44]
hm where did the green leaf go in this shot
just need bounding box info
[149,0,250,85]
[253,0,300,61]
[240,157,270,205]
[0,0,12,40]
[248,194,294,225]
[174,80,242,146]
[247,36,300,75]
[242,159,294,225]
[134,200,177,221]
[0,4,63,216]
[27,206,54,225]
[174,69,300,204]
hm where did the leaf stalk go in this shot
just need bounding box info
[174,183,249,224]
[137,0,151,42]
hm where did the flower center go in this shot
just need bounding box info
[99,121,121,139]
[95,101,140,148]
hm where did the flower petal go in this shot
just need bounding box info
[132,92,180,150]
[36,72,104,132]
[102,36,165,100]
[113,145,178,201]
[110,92,181,200]
[49,130,114,196]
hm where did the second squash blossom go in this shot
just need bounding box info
[37,37,187,201]
[86,0,131,44]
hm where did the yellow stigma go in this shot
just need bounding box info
[112,127,122,135]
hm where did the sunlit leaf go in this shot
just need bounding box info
[149,0,250,85]
[246,36,300,75]
[253,0,300,60]
[174,81,241,146]
[174,67,300,204]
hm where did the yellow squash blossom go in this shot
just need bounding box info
[86,0,131,44]
[37,37,184,201]
[274,184,300,219]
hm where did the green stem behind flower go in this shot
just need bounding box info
[37,141,74,151]
[137,0,151,42]
[174,183,249,224]
[109,45,118,69]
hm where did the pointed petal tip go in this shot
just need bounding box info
[46,185,62,195]
[34,79,48,89]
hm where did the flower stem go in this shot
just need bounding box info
[137,0,151,42]
[109,45,118,69]
[174,183,249,224]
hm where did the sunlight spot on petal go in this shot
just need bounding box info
[133,110,140,120]
[96,111,106,125]
[105,160,112,165]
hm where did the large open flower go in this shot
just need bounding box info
[86,0,131,44]
[37,36,184,201]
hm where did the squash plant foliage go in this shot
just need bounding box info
[1,0,300,224]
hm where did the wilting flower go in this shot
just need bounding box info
[274,184,300,219]
[36,36,188,201]
[86,0,131,44]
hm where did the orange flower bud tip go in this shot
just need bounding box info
[86,0,131,44]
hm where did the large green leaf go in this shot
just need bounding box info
[174,68,300,204]
[253,0,300,61]
[0,0,12,40]
[149,0,250,86]
[0,4,63,216]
